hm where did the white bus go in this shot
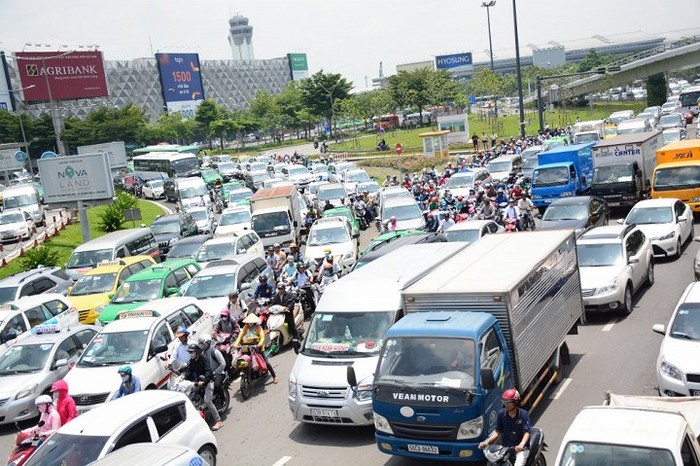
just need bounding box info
[679,85,700,117]
[133,152,200,180]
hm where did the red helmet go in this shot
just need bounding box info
[502,388,521,403]
[220,309,230,317]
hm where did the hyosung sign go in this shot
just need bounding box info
[38,153,114,204]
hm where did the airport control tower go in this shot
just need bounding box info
[228,14,254,61]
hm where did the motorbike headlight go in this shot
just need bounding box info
[356,383,373,402]
[596,278,619,295]
[288,380,298,399]
[457,415,484,440]
[373,412,394,434]
[15,383,38,400]
[660,360,683,381]
[656,231,675,241]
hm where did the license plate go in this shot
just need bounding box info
[311,408,339,418]
[692,390,700,396]
[407,444,439,455]
[608,202,620,207]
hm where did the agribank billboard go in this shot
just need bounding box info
[288,53,309,80]
[38,153,114,204]
[435,52,473,74]
[156,53,205,118]
[15,51,108,102]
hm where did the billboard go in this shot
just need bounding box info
[288,53,309,80]
[77,141,128,170]
[396,60,434,73]
[0,52,15,111]
[437,113,470,145]
[38,153,114,204]
[15,51,108,102]
[156,53,205,118]
[435,53,473,74]
[0,149,26,171]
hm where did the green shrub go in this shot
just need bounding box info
[97,192,139,232]
[20,246,61,270]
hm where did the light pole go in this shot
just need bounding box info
[511,0,526,138]
[318,81,340,139]
[481,1,498,120]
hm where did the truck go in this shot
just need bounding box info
[288,242,468,426]
[250,185,307,249]
[363,230,584,462]
[554,392,700,465]
[572,120,604,144]
[591,131,662,207]
[531,142,595,209]
[651,139,700,212]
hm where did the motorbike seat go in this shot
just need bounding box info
[528,426,545,453]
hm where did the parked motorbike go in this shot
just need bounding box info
[235,344,270,400]
[7,421,45,466]
[262,303,304,357]
[483,426,547,466]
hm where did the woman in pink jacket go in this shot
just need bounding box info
[25,395,61,437]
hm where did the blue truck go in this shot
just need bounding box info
[530,142,595,209]
[354,230,584,463]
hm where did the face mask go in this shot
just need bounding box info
[52,392,59,402]
[121,374,129,381]
[221,316,229,320]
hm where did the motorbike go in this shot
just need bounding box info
[505,217,518,233]
[235,344,270,400]
[354,206,369,230]
[295,284,316,320]
[262,302,305,357]
[171,373,231,425]
[7,421,45,466]
[483,426,547,466]
[520,212,536,231]
[213,332,236,378]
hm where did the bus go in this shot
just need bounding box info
[132,143,200,156]
[679,85,700,117]
[133,152,200,180]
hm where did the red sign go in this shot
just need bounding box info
[395,143,403,155]
[15,51,108,102]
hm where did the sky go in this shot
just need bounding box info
[2,0,700,92]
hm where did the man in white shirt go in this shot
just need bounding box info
[439,213,456,233]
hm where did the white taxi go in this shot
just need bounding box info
[64,297,213,412]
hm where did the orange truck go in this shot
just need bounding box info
[651,139,700,211]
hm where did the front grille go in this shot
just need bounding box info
[78,310,90,322]
[72,393,109,406]
[302,414,353,424]
[158,241,169,249]
[581,289,595,298]
[0,398,8,407]
[300,385,348,400]
[391,421,458,441]
[687,374,700,383]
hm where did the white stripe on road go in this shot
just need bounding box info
[272,456,293,466]
[602,319,618,332]
[549,378,573,400]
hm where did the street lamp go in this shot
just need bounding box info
[481,0,498,120]
[511,0,526,138]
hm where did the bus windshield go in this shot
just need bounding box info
[171,157,199,176]
[679,89,700,108]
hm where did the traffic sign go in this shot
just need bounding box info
[41,151,57,159]
[14,151,27,162]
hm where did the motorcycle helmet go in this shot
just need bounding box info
[187,343,202,354]
[117,365,132,375]
[220,309,230,318]
[35,394,53,406]
[259,274,268,283]
[390,215,397,223]
[484,444,509,463]
[198,334,212,346]
[502,388,521,403]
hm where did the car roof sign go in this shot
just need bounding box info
[117,309,159,320]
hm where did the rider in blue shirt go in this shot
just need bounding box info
[253,274,274,299]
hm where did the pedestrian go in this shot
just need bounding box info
[481,132,489,150]
[491,132,498,149]
[472,133,479,150]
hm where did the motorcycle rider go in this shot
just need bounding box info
[478,389,531,466]
[288,242,304,264]
[185,343,224,431]
[517,192,535,230]
[424,212,438,232]
[226,291,247,324]
[387,215,398,232]
[480,196,496,220]
[114,365,141,399]
[215,308,239,337]
[281,257,298,284]
[170,327,191,367]
[438,212,455,233]
[294,262,316,316]
[272,282,301,353]
[504,199,521,230]
[199,334,227,392]
[50,380,77,426]
[25,395,61,438]
[495,188,509,206]
[254,274,274,300]
[235,313,278,384]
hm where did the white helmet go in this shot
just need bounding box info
[198,334,212,346]
[35,394,53,406]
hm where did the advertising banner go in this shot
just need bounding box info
[435,53,473,74]
[0,149,26,171]
[15,51,108,102]
[0,52,15,111]
[38,153,114,203]
[156,53,204,118]
[287,53,309,80]
[77,141,128,170]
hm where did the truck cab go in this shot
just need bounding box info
[531,143,595,209]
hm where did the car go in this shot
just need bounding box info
[65,298,214,412]
[643,105,662,120]
[215,206,252,237]
[227,187,253,207]
[328,161,357,183]
[309,163,330,181]
[195,232,264,266]
[359,229,427,257]
[538,196,609,236]
[341,169,372,195]
[96,259,202,325]
[521,156,539,181]
[662,127,687,144]
[636,111,657,127]
[315,182,349,212]
[305,217,359,271]
[356,180,381,203]
[375,186,414,218]
[165,235,211,261]
[87,444,211,466]
[67,256,157,324]
[244,169,271,191]
[0,267,73,305]
[652,282,700,397]
[245,132,257,142]
[376,196,426,232]
[658,112,685,131]
[200,168,223,188]
[0,324,99,424]
[323,206,360,238]
[24,390,218,466]
[244,162,268,174]
[281,165,314,188]
[141,180,165,199]
[353,232,447,270]
[150,213,200,259]
[440,168,491,198]
[443,219,504,243]
[215,162,240,181]
[219,181,245,202]
[182,255,274,317]
[0,209,35,243]
[184,207,216,235]
[577,224,654,314]
[305,180,329,207]
[620,198,693,259]
[261,177,294,190]
[661,101,681,115]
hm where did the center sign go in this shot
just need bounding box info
[38,153,114,204]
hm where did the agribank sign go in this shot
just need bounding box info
[38,153,114,204]
[435,52,473,74]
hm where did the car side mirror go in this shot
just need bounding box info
[240,282,251,291]
[53,358,68,370]
[616,218,624,225]
[678,216,687,223]
[694,236,700,243]
[480,368,495,390]
[628,256,639,264]
[152,343,168,355]
[652,323,666,335]
[166,287,179,297]
[347,365,358,391]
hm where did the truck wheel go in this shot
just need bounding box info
[621,285,633,315]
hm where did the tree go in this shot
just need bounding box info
[647,73,667,107]
[577,49,613,73]
[387,67,432,117]
[249,90,283,141]
[469,68,507,100]
[299,70,353,136]
[194,99,224,148]
[427,70,464,109]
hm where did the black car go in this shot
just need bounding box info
[538,196,609,236]
[149,213,199,259]
[352,232,447,271]
[165,234,211,260]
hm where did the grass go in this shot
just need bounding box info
[0,200,165,280]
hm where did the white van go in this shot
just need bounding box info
[2,185,44,225]
[65,228,160,281]
[166,177,209,210]
[288,242,469,425]
[486,153,524,183]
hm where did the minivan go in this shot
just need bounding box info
[487,153,523,183]
[66,228,160,281]
[164,177,209,209]
[2,185,44,225]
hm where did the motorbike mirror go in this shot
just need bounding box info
[480,368,496,390]
[198,375,206,382]
[53,358,68,370]
[347,365,358,391]
[240,282,251,291]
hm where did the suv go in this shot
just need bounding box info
[150,213,199,259]
[577,225,654,314]
[0,267,73,305]
[195,233,263,265]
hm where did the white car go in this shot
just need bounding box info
[341,169,372,195]
[64,297,213,412]
[185,207,215,235]
[282,165,315,188]
[305,217,358,271]
[309,163,330,181]
[142,180,165,199]
[305,181,329,207]
[439,168,491,198]
[443,220,504,243]
[24,390,218,466]
[316,183,349,212]
[0,209,34,242]
[653,281,700,397]
[195,233,264,265]
[620,198,693,259]
[215,206,252,237]
[662,127,687,144]
[377,197,426,232]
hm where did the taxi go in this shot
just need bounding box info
[64,297,213,412]
[67,257,157,324]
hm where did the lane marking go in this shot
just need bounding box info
[549,378,573,400]
[272,456,293,466]
[602,319,618,332]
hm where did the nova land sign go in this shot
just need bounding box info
[38,153,114,204]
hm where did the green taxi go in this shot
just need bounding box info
[201,168,224,188]
[360,230,426,257]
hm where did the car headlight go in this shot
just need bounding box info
[15,383,38,400]
[93,303,107,315]
[660,360,683,381]
[169,237,179,246]
[560,191,573,197]
[655,231,675,241]
[690,196,700,203]
[356,383,373,402]
[596,278,619,295]
[373,412,394,434]
[288,380,298,399]
[457,415,484,440]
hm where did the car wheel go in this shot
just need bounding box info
[198,445,217,466]
[621,285,633,315]
[645,261,654,287]
[676,237,682,259]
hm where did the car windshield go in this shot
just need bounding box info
[229,191,252,203]
[252,173,270,182]
[70,273,117,296]
[0,286,18,304]
[148,180,163,188]
[445,228,480,243]
[446,174,473,189]
[487,161,512,173]
[326,210,353,225]
[67,249,114,269]
[196,242,236,262]
[594,165,634,184]
[385,203,421,221]
[188,210,208,222]
[303,311,394,356]
[376,337,476,389]
[252,211,290,234]
[150,221,180,236]
[179,185,207,199]
[23,433,110,466]
[357,182,380,194]
[523,158,538,170]
[577,243,624,267]
[219,210,251,226]
[543,204,588,221]
[289,166,310,176]
[3,193,36,208]
[0,343,52,374]
[654,166,700,190]
[318,187,347,201]
[307,226,350,246]
[167,241,203,259]
[0,212,24,224]
[662,130,682,143]
[533,166,569,186]
[669,304,700,341]
[78,330,148,367]
[251,163,267,171]
[559,442,673,466]
[345,171,370,182]
[659,114,680,125]
[218,162,236,171]
[626,206,674,224]
[185,273,237,299]
[171,157,199,176]
[311,164,328,174]
[112,279,162,303]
